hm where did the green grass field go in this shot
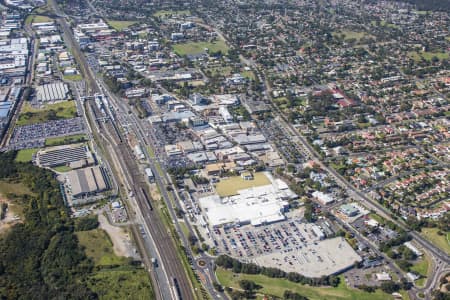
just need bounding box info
[15,148,39,163]
[77,227,153,299]
[0,180,33,221]
[215,172,271,197]
[45,134,86,146]
[63,74,83,81]
[153,10,191,18]
[242,70,256,80]
[87,267,153,300]
[420,228,450,255]
[333,30,370,41]
[0,180,33,197]
[206,66,233,76]
[25,14,52,25]
[173,39,229,56]
[408,51,449,62]
[216,268,395,300]
[179,221,190,238]
[146,146,164,176]
[76,229,131,267]
[369,213,384,224]
[106,20,137,31]
[17,101,77,126]
[52,165,72,173]
[410,254,430,287]
[370,20,397,28]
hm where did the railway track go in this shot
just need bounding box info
[87,95,194,299]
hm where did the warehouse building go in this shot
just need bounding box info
[36,82,70,103]
[65,166,108,200]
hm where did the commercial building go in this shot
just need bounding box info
[404,242,423,257]
[339,203,360,217]
[198,173,296,227]
[219,106,233,123]
[312,191,335,205]
[376,272,392,281]
[77,21,109,33]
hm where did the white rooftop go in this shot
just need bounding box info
[199,174,296,227]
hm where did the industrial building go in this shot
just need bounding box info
[65,166,108,200]
[36,82,70,103]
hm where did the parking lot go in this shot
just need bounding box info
[10,117,85,149]
[344,265,396,288]
[211,218,362,277]
[212,218,331,259]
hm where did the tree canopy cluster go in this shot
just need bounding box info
[216,255,340,287]
[0,152,96,299]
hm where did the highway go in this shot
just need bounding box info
[47,1,196,299]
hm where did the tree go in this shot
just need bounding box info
[283,290,309,300]
[238,280,260,298]
[303,199,315,222]
[74,216,99,231]
[201,243,209,252]
[213,281,224,292]
[380,281,400,293]
[396,259,412,271]
[188,233,198,246]
[0,153,96,298]
[329,275,340,287]
[239,279,258,291]
[402,247,417,260]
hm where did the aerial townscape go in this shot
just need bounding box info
[0,0,449,299]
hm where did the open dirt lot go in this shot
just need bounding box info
[98,214,139,259]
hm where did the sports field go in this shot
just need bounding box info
[153,10,191,18]
[215,172,271,197]
[107,20,137,31]
[173,39,229,56]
